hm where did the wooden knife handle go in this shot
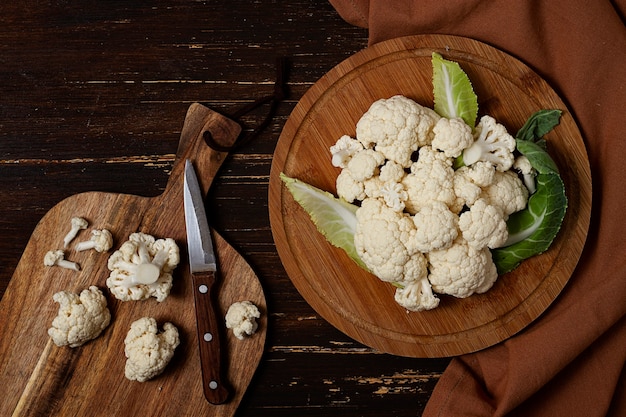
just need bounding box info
[191,270,230,404]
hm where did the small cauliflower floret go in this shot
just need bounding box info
[48,286,111,347]
[451,162,497,213]
[44,249,80,271]
[378,160,406,183]
[106,232,180,302]
[335,169,366,203]
[394,276,440,312]
[378,181,408,212]
[75,229,113,252]
[345,149,385,182]
[354,198,427,283]
[513,155,537,194]
[431,117,474,158]
[462,115,516,171]
[63,217,88,248]
[481,170,529,219]
[330,135,364,168]
[427,237,498,298]
[402,146,456,214]
[225,301,261,340]
[356,95,440,167]
[458,198,508,250]
[124,317,180,382]
[410,201,459,253]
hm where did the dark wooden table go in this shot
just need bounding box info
[0,1,450,415]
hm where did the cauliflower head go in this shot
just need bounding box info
[356,95,440,167]
[354,198,428,283]
[427,237,498,298]
[225,301,261,340]
[48,286,111,348]
[106,232,180,302]
[124,317,180,382]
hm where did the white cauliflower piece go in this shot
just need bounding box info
[378,160,406,183]
[356,95,440,167]
[106,232,180,302]
[336,169,366,203]
[462,115,516,171]
[124,317,180,382]
[354,198,428,283]
[345,149,385,182]
[481,170,529,219]
[402,146,456,214]
[48,286,111,348]
[378,181,408,212]
[452,161,497,213]
[330,135,364,168]
[410,201,459,253]
[75,229,114,252]
[225,301,261,340]
[458,198,508,250]
[394,276,440,312]
[427,237,499,298]
[431,117,474,158]
[513,155,537,194]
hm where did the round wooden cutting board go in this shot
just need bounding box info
[269,35,592,358]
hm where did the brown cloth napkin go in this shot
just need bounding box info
[328,1,626,416]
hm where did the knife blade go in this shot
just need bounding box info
[183,159,230,405]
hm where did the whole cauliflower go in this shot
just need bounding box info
[106,232,180,302]
[427,237,498,298]
[225,301,261,340]
[356,95,441,167]
[48,286,111,348]
[354,198,428,283]
[124,317,180,382]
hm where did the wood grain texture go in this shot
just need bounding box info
[269,35,592,357]
[0,104,267,416]
[0,1,454,416]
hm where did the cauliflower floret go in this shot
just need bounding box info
[225,301,261,340]
[106,232,180,302]
[378,160,407,183]
[378,181,408,212]
[452,161,497,213]
[335,169,366,203]
[458,198,508,250]
[48,286,111,348]
[394,276,440,312]
[356,95,441,167]
[345,149,385,182]
[330,135,364,168]
[481,170,529,218]
[354,198,427,282]
[431,117,474,158]
[462,115,516,171]
[402,146,456,214]
[427,237,498,298]
[410,201,459,253]
[124,317,180,382]
[513,155,537,194]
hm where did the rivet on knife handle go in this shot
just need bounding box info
[191,270,230,404]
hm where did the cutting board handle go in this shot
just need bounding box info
[166,103,242,197]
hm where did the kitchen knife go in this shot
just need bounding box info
[183,159,230,405]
